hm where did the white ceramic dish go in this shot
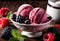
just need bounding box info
[21,31,42,38]
[10,14,52,38]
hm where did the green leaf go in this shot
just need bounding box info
[9,37,19,41]
[11,29,21,39]
[18,35,28,41]
[21,35,28,39]
[19,37,24,41]
[10,29,28,41]
[7,11,12,20]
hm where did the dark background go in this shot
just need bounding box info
[0,0,48,12]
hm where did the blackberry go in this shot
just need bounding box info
[16,15,25,23]
[24,19,31,24]
[1,25,16,40]
[47,27,59,35]
[12,14,16,21]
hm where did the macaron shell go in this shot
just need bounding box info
[20,9,30,18]
[33,8,45,23]
[29,8,40,23]
[17,4,33,16]
[40,13,48,23]
[29,7,47,24]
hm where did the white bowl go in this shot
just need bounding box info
[21,31,42,38]
[10,14,52,38]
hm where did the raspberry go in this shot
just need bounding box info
[0,17,9,28]
[0,8,9,17]
[55,24,60,30]
[55,24,60,34]
[43,32,54,41]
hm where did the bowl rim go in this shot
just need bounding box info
[10,14,52,26]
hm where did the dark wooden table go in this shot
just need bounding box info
[0,0,48,41]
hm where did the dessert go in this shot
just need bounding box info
[10,4,52,38]
[17,4,33,18]
[29,7,48,24]
[12,4,48,24]
[1,4,60,41]
[13,4,33,24]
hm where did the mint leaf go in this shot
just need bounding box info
[9,37,19,41]
[18,35,28,41]
[11,29,21,39]
[21,35,28,39]
[7,11,12,20]
[19,37,24,41]
[10,29,28,41]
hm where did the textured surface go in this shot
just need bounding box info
[0,0,47,41]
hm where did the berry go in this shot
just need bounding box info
[47,27,59,35]
[43,32,54,41]
[16,15,25,23]
[55,24,60,30]
[0,17,9,28]
[48,16,52,20]
[12,14,16,21]
[1,25,16,40]
[24,19,31,24]
[0,8,9,17]
[55,24,60,34]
